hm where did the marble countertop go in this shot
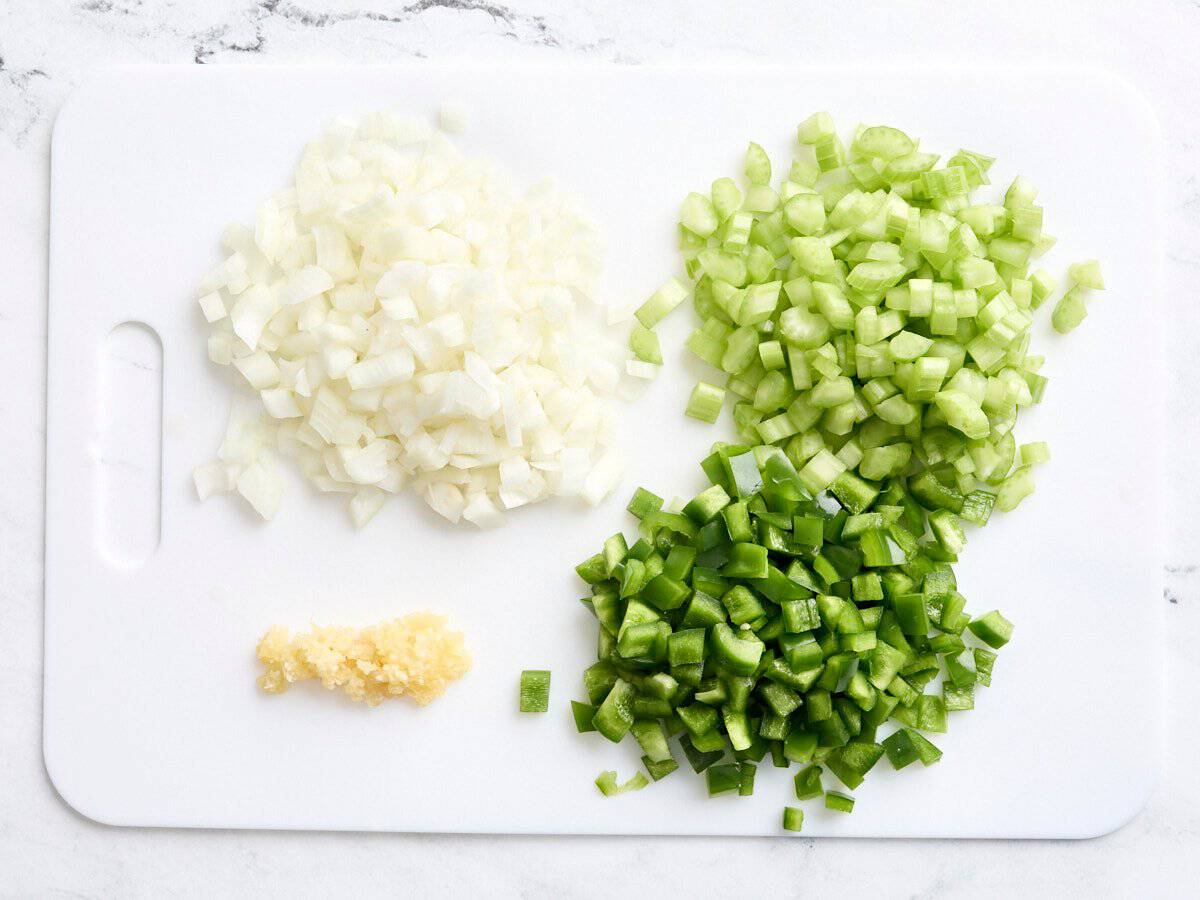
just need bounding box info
[3,1,1198,896]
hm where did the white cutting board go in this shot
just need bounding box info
[45,65,1162,837]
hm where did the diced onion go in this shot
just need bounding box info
[198,292,227,323]
[192,460,237,500]
[626,360,660,380]
[236,460,282,520]
[439,101,470,135]
[196,109,637,527]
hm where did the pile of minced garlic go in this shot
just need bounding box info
[256,613,471,706]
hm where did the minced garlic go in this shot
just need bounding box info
[256,613,471,706]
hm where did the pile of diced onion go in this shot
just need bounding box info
[193,108,633,528]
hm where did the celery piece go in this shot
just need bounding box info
[712,177,742,221]
[636,278,689,329]
[853,125,915,160]
[680,192,719,238]
[1018,441,1050,467]
[629,325,663,365]
[796,111,836,144]
[745,142,772,186]
[1068,259,1105,290]
[686,382,726,424]
[784,192,826,236]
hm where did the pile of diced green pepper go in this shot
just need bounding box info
[571,446,1011,820]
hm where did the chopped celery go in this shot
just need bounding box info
[712,177,742,220]
[1068,259,1105,290]
[745,143,772,186]
[680,192,719,238]
[1051,288,1088,334]
[1018,441,1050,467]
[636,278,689,329]
[686,382,726,424]
[630,325,663,365]
[796,111,836,144]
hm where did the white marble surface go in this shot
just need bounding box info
[2,0,1198,896]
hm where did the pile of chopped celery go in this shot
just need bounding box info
[632,113,1104,512]
[576,114,1102,828]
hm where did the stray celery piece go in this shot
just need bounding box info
[1068,259,1104,290]
[1051,287,1088,334]
[686,382,726,423]
[1019,441,1050,467]
[681,192,719,238]
[997,467,1036,512]
[636,278,689,328]
[745,142,771,185]
[630,325,663,365]
[782,806,805,832]
[519,670,551,713]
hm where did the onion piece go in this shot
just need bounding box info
[236,460,282,520]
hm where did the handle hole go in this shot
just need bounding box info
[97,321,162,567]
